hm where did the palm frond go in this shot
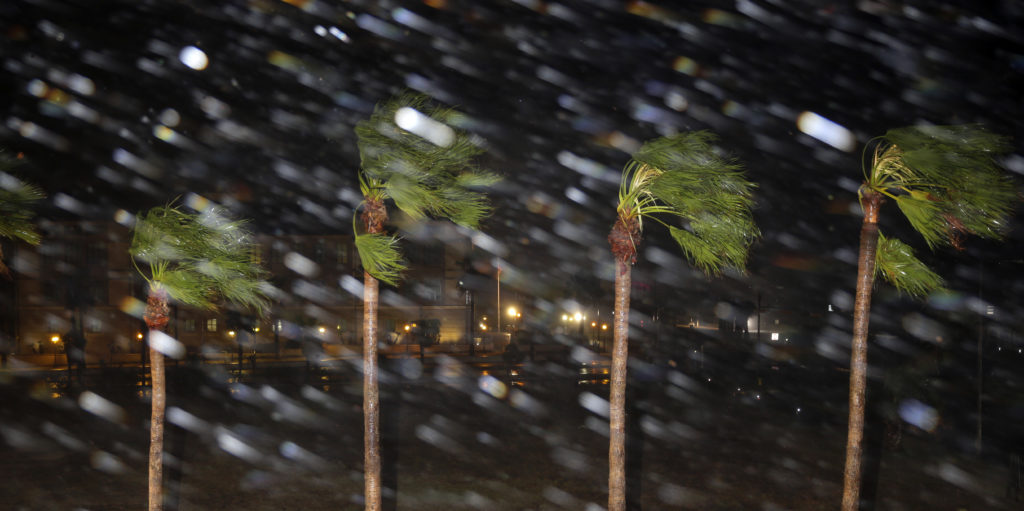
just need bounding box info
[875,233,945,297]
[356,92,498,230]
[0,153,44,245]
[0,182,44,245]
[615,131,759,274]
[131,204,269,315]
[355,232,406,286]
[158,267,217,310]
[870,125,1016,248]
[893,192,946,249]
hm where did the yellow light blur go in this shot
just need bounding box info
[404,325,410,332]
[227,330,236,338]
[591,321,597,327]
[253,327,260,333]
[480,324,487,331]
[507,306,517,317]
[602,324,608,330]
[136,332,143,340]
[318,326,326,334]
[50,335,60,344]
[561,314,569,321]
[574,312,582,322]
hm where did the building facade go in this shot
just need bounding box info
[0,219,472,364]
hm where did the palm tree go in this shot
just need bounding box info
[606,131,758,511]
[353,92,498,511]
[130,204,269,511]
[840,125,1016,511]
[0,152,44,275]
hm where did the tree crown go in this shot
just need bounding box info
[130,204,269,314]
[614,131,759,275]
[354,92,498,285]
[863,124,1017,297]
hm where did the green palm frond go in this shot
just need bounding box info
[867,125,1016,249]
[354,233,405,286]
[354,92,498,284]
[875,233,945,297]
[616,131,759,274]
[0,154,44,246]
[130,204,269,315]
[356,93,494,221]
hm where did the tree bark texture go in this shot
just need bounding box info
[608,259,632,511]
[841,192,880,511]
[363,272,381,511]
[147,342,165,511]
[144,287,169,511]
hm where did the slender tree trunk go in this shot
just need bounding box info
[144,286,169,511]
[841,192,881,511]
[148,341,165,511]
[608,259,631,511]
[363,272,381,511]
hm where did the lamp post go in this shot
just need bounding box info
[50,335,61,366]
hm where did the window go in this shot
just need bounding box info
[314,238,326,264]
[337,241,349,266]
[184,319,196,332]
[205,318,217,332]
[86,317,103,333]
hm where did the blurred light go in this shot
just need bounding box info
[394,107,454,147]
[672,56,700,76]
[136,332,143,340]
[179,46,209,70]
[284,252,318,277]
[478,374,507,399]
[328,26,350,42]
[317,326,326,334]
[227,330,236,338]
[153,125,177,142]
[771,332,779,341]
[561,314,569,321]
[158,108,181,127]
[79,391,126,423]
[404,325,410,332]
[150,330,185,359]
[27,79,48,97]
[184,192,211,212]
[507,306,517,317]
[50,335,60,344]
[796,111,855,152]
[898,399,939,432]
[574,312,582,322]
[601,324,608,330]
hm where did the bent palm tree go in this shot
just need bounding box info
[607,132,758,511]
[353,92,498,511]
[0,153,44,274]
[840,125,1016,511]
[130,204,269,511]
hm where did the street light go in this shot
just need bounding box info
[50,335,60,365]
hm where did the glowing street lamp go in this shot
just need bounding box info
[50,335,61,365]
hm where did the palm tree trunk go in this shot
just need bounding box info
[363,271,381,511]
[144,287,170,511]
[841,192,881,511]
[608,259,631,511]
[148,341,165,511]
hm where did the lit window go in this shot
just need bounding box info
[205,318,217,332]
[771,332,779,341]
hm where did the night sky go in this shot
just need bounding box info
[2,0,1023,353]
